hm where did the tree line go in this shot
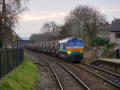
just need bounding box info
[30,5,109,48]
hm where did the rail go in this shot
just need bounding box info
[82,63,120,77]
[41,55,90,90]
[74,64,120,88]
[44,60,64,90]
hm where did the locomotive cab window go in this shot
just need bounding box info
[67,40,84,47]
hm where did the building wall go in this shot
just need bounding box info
[110,32,120,45]
[97,30,110,40]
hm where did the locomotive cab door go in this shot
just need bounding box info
[59,43,67,58]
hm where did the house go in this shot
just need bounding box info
[110,19,120,45]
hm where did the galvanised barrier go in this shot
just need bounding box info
[0,48,24,79]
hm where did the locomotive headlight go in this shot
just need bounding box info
[80,51,82,53]
[68,51,72,54]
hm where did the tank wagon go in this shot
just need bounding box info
[26,37,84,62]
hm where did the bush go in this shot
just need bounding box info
[91,37,118,52]
[91,37,109,46]
[106,42,118,48]
[102,46,108,51]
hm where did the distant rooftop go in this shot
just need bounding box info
[110,19,120,32]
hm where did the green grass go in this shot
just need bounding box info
[0,56,39,90]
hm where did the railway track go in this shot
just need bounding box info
[42,54,120,90]
[44,60,63,90]
[74,63,120,88]
[91,60,120,75]
[40,55,90,90]
[26,50,120,90]
[46,55,120,88]
[78,63,120,86]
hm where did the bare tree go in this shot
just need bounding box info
[41,22,61,41]
[61,5,108,47]
[30,22,61,42]
[0,0,28,47]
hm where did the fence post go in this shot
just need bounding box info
[0,50,1,79]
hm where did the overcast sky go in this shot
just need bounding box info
[15,0,120,40]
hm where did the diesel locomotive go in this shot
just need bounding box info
[26,37,84,62]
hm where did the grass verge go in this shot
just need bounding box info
[0,56,39,90]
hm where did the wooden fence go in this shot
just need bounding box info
[0,48,24,79]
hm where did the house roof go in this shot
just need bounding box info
[110,19,120,32]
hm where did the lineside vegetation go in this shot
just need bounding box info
[0,56,39,90]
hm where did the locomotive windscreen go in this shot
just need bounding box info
[67,40,84,47]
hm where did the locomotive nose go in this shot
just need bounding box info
[67,48,84,55]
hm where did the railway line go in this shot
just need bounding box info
[26,50,89,90]
[46,55,120,87]
[78,63,120,86]
[74,64,120,88]
[40,55,90,90]
[40,53,120,90]
[91,60,120,75]
[26,50,120,90]
[53,56,120,87]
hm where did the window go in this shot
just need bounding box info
[67,41,74,47]
[115,32,120,38]
[67,40,84,47]
[76,41,83,46]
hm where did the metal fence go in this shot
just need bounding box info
[0,48,24,79]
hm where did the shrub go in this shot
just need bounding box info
[91,37,109,46]
[106,42,118,48]
[102,46,108,51]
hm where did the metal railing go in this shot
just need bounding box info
[0,48,24,79]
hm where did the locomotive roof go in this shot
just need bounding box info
[58,37,82,43]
